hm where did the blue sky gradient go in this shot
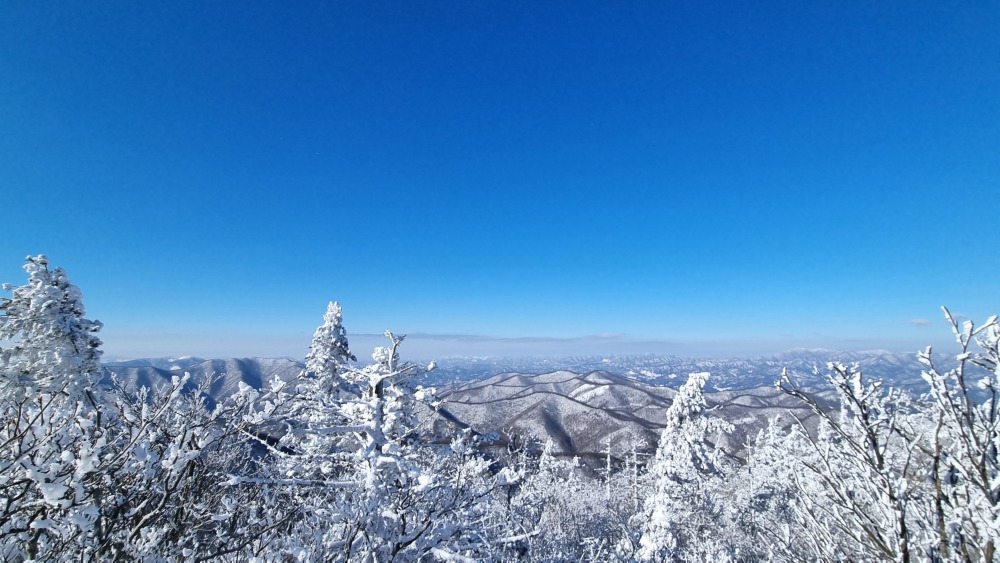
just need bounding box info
[2,2,998,359]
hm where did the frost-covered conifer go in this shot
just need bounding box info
[305,300,356,378]
[278,301,361,481]
[638,372,735,561]
[0,254,102,399]
[1,256,287,561]
[0,255,107,559]
[270,307,499,561]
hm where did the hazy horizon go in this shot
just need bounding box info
[97,322,957,363]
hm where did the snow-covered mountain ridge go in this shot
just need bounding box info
[420,348,930,390]
[102,349,930,461]
[102,357,303,407]
[435,369,817,461]
[103,348,930,396]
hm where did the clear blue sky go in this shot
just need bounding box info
[2,1,998,359]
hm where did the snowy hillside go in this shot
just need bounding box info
[101,350,915,459]
[103,357,304,407]
[437,370,818,461]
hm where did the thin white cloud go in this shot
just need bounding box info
[908,318,932,327]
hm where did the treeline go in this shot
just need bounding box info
[1,255,998,561]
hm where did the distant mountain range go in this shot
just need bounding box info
[103,348,933,394]
[102,357,303,407]
[102,349,938,461]
[421,348,931,391]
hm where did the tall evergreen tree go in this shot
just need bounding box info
[0,254,103,399]
[639,372,734,561]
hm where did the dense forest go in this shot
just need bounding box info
[2,255,998,561]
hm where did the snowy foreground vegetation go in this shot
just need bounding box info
[2,255,1000,562]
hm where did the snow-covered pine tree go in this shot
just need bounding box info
[638,371,735,561]
[306,301,356,377]
[0,255,289,560]
[0,255,108,559]
[270,306,499,560]
[0,254,103,399]
[276,301,363,482]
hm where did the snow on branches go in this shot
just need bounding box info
[639,372,735,561]
[263,304,501,560]
[1,256,291,560]
[7,252,1000,562]
[0,254,102,399]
